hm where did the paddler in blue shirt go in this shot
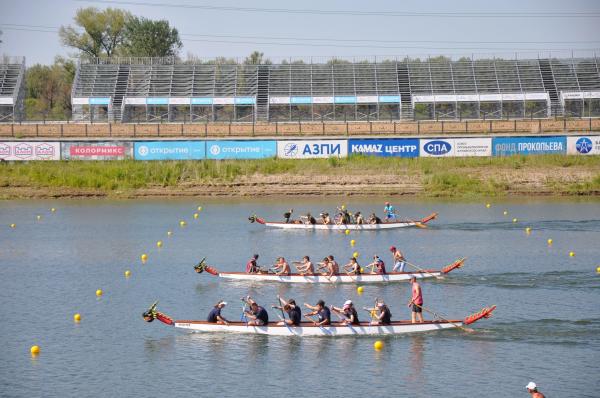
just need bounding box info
[384,201,396,221]
[304,299,331,326]
[273,296,301,326]
[243,296,269,326]
[207,300,229,325]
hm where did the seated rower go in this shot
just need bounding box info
[303,212,317,225]
[343,257,361,275]
[327,255,339,274]
[368,255,387,274]
[390,246,406,272]
[273,257,290,276]
[304,299,331,326]
[283,209,294,223]
[331,300,360,325]
[368,213,382,224]
[294,256,314,275]
[243,296,269,326]
[207,300,229,325]
[355,211,364,225]
[320,212,331,225]
[246,254,260,274]
[273,296,301,326]
[316,257,330,275]
[367,301,392,325]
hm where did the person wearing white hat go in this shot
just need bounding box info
[207,300,229,325]
[330,300,360,325]
[526,382,545,397]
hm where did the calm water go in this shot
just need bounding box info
[1,198,599,398]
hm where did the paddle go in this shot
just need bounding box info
[403,260,443,280]
[240,298,248,326]
[414,303,474,333]
[330,306,356,332]
[303,314,332,335]
[274,295,293,331]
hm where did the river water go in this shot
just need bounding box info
[1,198,599,397]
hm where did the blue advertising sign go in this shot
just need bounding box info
[291,96,312,104]
[334,96,357,104]
[492,136,567,156]
[146,98,169,105]
[89,97,111,105]
[379,95,401,103]
[134,141,206,160]
[349,139,419,158]
[192,97,213,105]
[235,97,256,105]
[206,140,277,159]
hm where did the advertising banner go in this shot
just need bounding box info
[89,97,111,105]
[419,138,492,157]
[492,136,566,156]
[567,136,600,155]
[420,138,455,157]
[206,140,277,159]
[61,142,133,160]
[134,141,206,160]
[0,142,60,160]
[277,140,348,159]
[146,98,168,105]
[291,97,312,104]
[349,139,419,158]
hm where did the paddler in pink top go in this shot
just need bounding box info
[408,276,424,323]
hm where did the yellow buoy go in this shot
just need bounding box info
[341,205,346,210]
[345,229,350,235]
[525,227,531,234]
[156,241,163,248]
[373,341,384,350]
[30,345,40,355]
[167,231,173,236]
[73,313,81,322]
[124,270,131,278]
[486,203,491,208]
[10,223,16,228]
[350,239,356,247]
[36,215,42,220]
[193,213,199,219]
[547,238,553,245]
[96,289,103,297]
[141,254,148,262]
[51,208,56,212]
[569,251,575,257]
[512,218,518,223]
[353,252,359,258]
[179,221,186,227]
[596,266,600,273]
[503,210,508,215]
[360,267,365,273]
[357,286,364,294]
[197,206,203,212]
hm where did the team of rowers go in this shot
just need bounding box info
[245,245,408,277]
[207,276,424,327]
[282,202,398,225]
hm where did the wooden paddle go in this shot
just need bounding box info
[414,303,474,333]
[404,260,443,280]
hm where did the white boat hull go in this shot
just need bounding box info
[173,320,462,336]
[261,221,417,230]
[217,271,442,283]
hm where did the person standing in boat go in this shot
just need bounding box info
[246,254,260,274]
[273,296,302,326]
[330,300,360,325]
[343,257,361,275]
[384,201,397,221]
[526,382,545,398]
[408,276,425,324]
[368,255,387,274]
[390,246,407,272]
[207,300,229,325]
[283,209,294,223]
[273,257,290,275]
[294,256,314,275]
[304,300,331,326]
[243,296,269,326]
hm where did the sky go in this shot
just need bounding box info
[1,0,599,65]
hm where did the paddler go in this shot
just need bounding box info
[304,299,331,326]
[355,211,364,224]
[303,212,317,225]
[336,206,351,224]
[273,257,290,275]
[408,276,424,323]
[273,296,301,326]
[320,212,331,225]
[384,201,396,221]
[368,213,382,224]
[367,255,387,274]
[243,296,269,326]
[283,208,294,223]
[526,382,545,398]
[294,256,314,275]
[366,300,392,325]
[330,300,360,325]
[207,300,229,325]
[343,257,361,275]
[327,255,339,274]
[390,246,406,272]
[246,254,260,273]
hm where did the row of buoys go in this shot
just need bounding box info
[9,207,57,230]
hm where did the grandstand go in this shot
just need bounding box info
[0,56,25,122]
[71,53,600,123]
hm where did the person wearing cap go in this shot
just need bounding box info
[304,300,331,326]
[294,255,314,275]
[207,300,229,325]
[273,257,290,276]
[343,257,362,275]
[384,201,396,221]
[390,246,407,272]
[273,296,302,326]
[408,276,424,323]
[367,255,387,274]
[246,254,260,274]
[331,300,360,325]
[243,296,269,326]
[526,382,545,397]
[367,301,392,325]
[283,209,294,223]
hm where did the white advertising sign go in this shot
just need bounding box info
[479,94,502,102]
[420,137,492,157]
[169,97,190,105]
[412,95,435,103]
[524,92,549,101]
[72,97,89,105]
[561,92,583,100]
[213,97,235,105]
[269,96,291,104]
[312,96,334,104]
[434,95,456,102]
[356,96,378,103]
[456,94,479,102]
[567,136,600,155]
[0,142,60,160]
[277,140,348,159]
[124,97,146,105]
[502,93,525,101]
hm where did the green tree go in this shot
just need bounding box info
[59,7,131,58]
[25,58,75,119]
[244,51,271,65]
[122,17,182,57]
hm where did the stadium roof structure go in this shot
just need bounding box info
[71,53,600,123]
[0,56,25,122]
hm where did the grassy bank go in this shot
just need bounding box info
[1,155,599,198]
